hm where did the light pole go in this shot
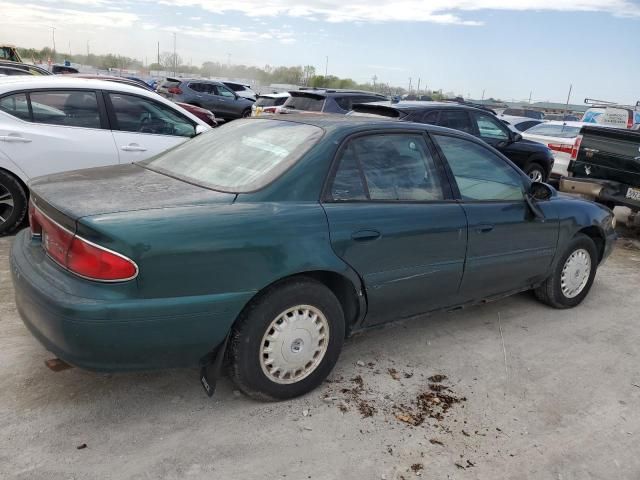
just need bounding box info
[173,32,177,76]
[50,26,56,54]
[325,56,328,77]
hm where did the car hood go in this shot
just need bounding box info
[29,163,235,219]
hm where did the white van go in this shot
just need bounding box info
[581,100,640,129]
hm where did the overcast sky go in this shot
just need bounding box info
[2,0,639,104]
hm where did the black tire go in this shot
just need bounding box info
[525,162,546,183]
[534,233,598,309]
[229,278,345,401]
[241,108,251,118]
[0,170,27,236]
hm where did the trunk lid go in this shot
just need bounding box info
[29,163,235,220]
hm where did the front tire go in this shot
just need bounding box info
[525,162,546,183]
[0,171,27,236]
[535,233,598,308]
[229,278,345,400]
[241,108,251,118]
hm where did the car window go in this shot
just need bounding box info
[255,96,287,107]
[108,93,195,137]
[283,94,325,112]
[30,91,101,129]
[331,134,445,202]
[0,93,31,121]
[214,85,236,98]
[334,96,352,111]
[525,123,581,138]
[515,120,539,132]
[421,110,439,124]
[188,83,204,93]
[434,134,524,201]
[225,83,243,92]
[438,110,473,134]
[474,113,509,140]
[142,119,323,193]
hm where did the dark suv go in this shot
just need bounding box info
[281,89,388,115]
[157,78,254,120]
[352,101,554,182]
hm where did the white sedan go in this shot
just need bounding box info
[521,121,605,177]
[251,92,291,116]
[0,76,209,234]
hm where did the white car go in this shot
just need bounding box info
[521,121,611,177]
[222,81,257,101]
[498,115,544,132]
[251,92,291,116]
[0,76,209,234]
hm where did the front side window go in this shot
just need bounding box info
[474,113,509,141]
[108,93,195,137]
[30,91,100,129]
[142,119,323,193]
[434,134,524,201]
[438,110,474,134]
[214,85,235,98]
[330,134,445,202]
[0,93,30,121]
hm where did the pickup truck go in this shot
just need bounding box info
[560,125,640,226]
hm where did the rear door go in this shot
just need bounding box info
[105,91,196,162]
[432,133,558,300]
[0,89,119,178]
[322,130,468,325]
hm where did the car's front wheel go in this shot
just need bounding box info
[229,278,345,400]
[525,162,546,183]
[535,233,598,308]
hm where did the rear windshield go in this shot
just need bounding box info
[141,119,323,193]
[255,96,287,107]
[159,79,181,89]
[284,94,325,112]
[503,108,544,120]
[525,123,581,138]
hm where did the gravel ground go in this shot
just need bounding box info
[1,234,640,480]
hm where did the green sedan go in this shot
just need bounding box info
[10,116,616,400]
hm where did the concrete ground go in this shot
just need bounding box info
[1,234,639,480]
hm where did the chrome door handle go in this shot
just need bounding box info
[0,135,31,143]
[351,230,381,241]
[121,144,147,152]
[476,224,494,233]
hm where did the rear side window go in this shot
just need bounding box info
[330,134,445,202]
[30,91,100,129]
[284,94,325,112]
[188,83,204,92]
[0,93,30,121]
[434,134,523,201]
[334,96,352,111]
[420,110,439,124]
[108,93,195,137]
[438,110,473,134]
[142,119,323,193]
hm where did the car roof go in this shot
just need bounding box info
[292,88,386,98]
[361,100,486,111]
[532,120,593,128]
[0,75,158,95]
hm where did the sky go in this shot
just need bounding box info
[2,0,639,104]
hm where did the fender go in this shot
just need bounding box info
[0,148,29,185]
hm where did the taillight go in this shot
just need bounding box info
[167,87,182,94]
[570,135,583,161]
[30,202,137,282]
[263,107,277,113]
[547,143,574,155]
[628,115,633,129]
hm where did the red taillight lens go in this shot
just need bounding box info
[628,115,633,129]
[30,202,137,282]
[67,237,137,281]
[570,135,583,161]
[547,143,574,155]
[167,87,182,94]
[263,107,277,113]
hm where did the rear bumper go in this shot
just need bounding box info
[10,229,254,372]
[560,176,640,211]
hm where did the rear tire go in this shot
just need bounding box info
[0,171,27,236]
[534,233,598,309]
[525,162,546,183]
[229,278,345,401]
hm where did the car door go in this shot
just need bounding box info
[0,90,119,179]
[212,84,241,118]
[431,133,558,301]
[322,131,468,326]
[470,111,530,163]
[105,91,196,163]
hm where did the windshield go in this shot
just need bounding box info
[525,123,581,138]
[141,119,323,193]
[255,96,287,107]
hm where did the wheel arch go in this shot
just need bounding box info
[0,166,29,199]
[577,225,606,263]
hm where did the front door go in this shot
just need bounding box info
[105,92,196,163]
[431,133,558,300]
[322,131,468,326]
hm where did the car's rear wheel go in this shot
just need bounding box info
[525,162,546,183]
[534,233,598,308]
[229,278,345,400]
[0,171,27,236]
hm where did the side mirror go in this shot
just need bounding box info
[194,125,208,136]
[511,132,523,143]
[529,181,552,201]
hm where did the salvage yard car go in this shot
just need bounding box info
[11,116,616,400]
[0,76,210,234]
